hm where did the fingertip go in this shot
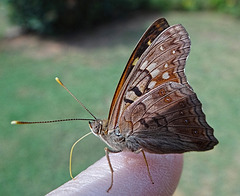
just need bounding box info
[47,152,183,196]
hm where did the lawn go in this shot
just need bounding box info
[1,10,240,196]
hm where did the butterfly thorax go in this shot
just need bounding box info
[89,119,127,151]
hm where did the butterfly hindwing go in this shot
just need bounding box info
[120,82,218,153]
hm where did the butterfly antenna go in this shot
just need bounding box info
[69,132,92,179]
[11,118,94,125]
[55,77,97,120]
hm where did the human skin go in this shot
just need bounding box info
[46,152,183,196]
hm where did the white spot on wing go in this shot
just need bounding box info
[150,69,160,78]
[140,61,148,70]
[164,63,168,68]
[148,81,156,89]
[160,46,164,51]
[162,72,170,79]
[126,91,135,100]
[172,50,176,54]
[146,63,157,72]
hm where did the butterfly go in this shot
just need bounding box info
[12,18,218,192]
[88,18,218,191]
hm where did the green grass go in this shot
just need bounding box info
[1,11,240,195]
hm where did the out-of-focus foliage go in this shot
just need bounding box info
[149,0,240,14]
[6,0,148,34]
[5,0,240,34]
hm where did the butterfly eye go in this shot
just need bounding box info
[114,129,121,137]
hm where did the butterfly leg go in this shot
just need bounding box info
[104,147,121,192]
[135,148,154,185]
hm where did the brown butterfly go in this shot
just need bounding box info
[12,18,218,192]
[89,18,218,191]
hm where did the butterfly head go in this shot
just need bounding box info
[89,119,108,136]
[89,119,126,151]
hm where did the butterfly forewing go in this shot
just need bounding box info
[108,24,192,132]
[125,24,192,101]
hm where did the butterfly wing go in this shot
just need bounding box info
[108,18,169,129]
[108,19,218,152]
[121,82,218,153]
[108,22,190,131]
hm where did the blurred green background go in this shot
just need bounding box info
[1,0,240,195]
